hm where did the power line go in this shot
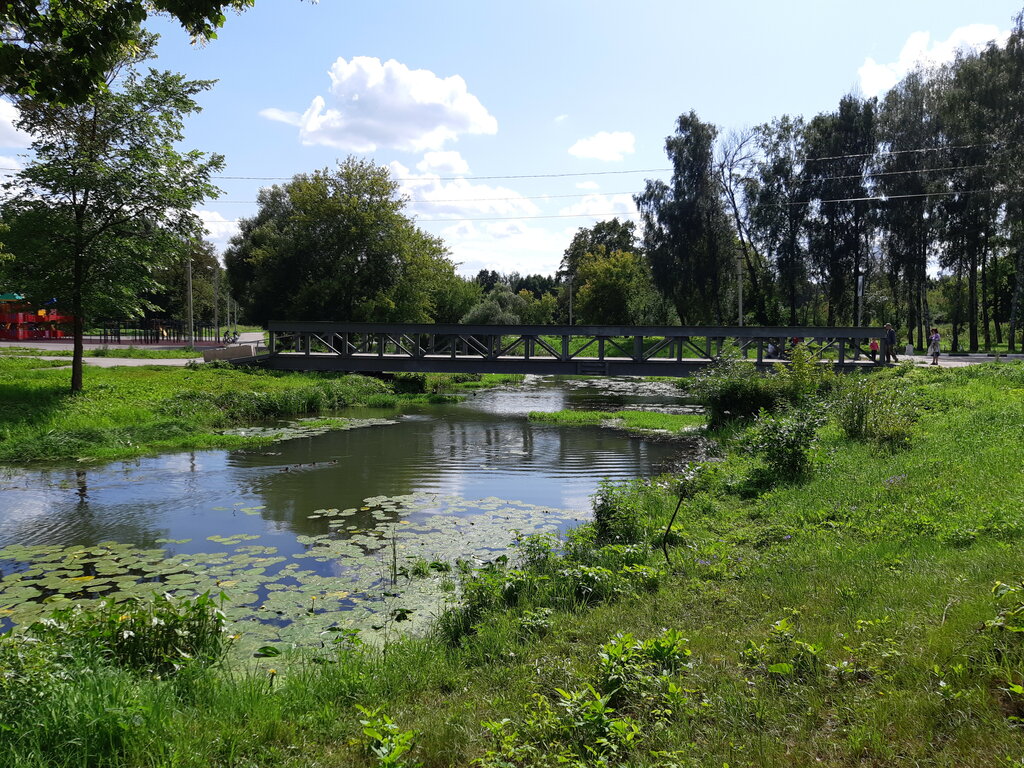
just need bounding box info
[1,143,1013,184]
[212,167,674,182]
[768,187,1005,208]
[198,162,1009,206]
[803,141,1005,164]
[197,187,1008,226]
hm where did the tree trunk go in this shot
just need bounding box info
[981,245,992,351]
[71,248,84,393]
[951,264,964,353]
[968,247,979,352]
[1007,244,1024,352]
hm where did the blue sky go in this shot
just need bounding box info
[1,0,1021,277]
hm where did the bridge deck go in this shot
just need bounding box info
[253,322,885,376]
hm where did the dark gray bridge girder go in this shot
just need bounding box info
[251,322,885,376]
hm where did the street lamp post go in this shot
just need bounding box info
[568,276,574,326]
[737,254,743,327]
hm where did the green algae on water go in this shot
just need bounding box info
[0,492,578,654]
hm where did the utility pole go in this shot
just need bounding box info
[568,276,574,326]
[185,250,194,345]
[213,268,220,343]
[737,254,744,327]
[857,274,864,327]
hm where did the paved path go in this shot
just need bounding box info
[0,333,264,367]
[21,355,201,368]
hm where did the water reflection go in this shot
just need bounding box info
[0,382,690,554]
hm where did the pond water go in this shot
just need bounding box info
[0,377,696,649]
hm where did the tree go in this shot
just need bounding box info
[717,127,771,323]
[1000,11,1024,350]
[559,218,637,283]
[0,0,254,102]
[573,246,666,325]
[224,157,453,326]
[460,283,528,324]
[874,68,945,345]
[422,272,481,324]
[473,269,501,292]
[801,95,876,326]
[0,44,223,392]
[145,239,224,326]
[748,116,810,324]
[635,111,736,324]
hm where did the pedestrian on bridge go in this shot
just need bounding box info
[884,324,899,363]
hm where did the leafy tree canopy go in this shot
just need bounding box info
[225,157,455,325]
[0,0,254,102]
[635,111,736,323]
[559,218,636,282]
[574,246,674,326]
[461,283,526,324]
[0,41,223,391]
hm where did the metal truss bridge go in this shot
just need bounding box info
[249,322,884,377]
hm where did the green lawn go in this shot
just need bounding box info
[0,361,403,463]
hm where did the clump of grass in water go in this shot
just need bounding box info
[22,591,230,675]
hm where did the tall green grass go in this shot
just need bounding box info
[0,360,394,463]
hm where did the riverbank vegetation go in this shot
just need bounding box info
[3,362,1023,766]
[0,361,515,464]
[529,408,704,436]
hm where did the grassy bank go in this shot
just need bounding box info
[0,345,205,358]
[3,363,1024,766]
[529,408,704,436]
[0,361,511,464]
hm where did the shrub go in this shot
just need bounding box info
[555,565,623,606]
[833,374,915,450]
[591,480,647,545]
[512,532,559,571]
[774,343,837,405]
[691,346,837,427]
[691,355,783,425]
[747,407,824,480]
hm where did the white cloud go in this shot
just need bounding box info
[575,180,600,191]
[260,56,497,152]
[554,114,568,123]
[859,24,1009,97]
[196,209,239,250]
[416,151,470,176]
[438,220,573,276]
[558,193,637,219]
[568,131,635,162]
[421,192,639,277]
[390,161,540,219]
[0,101,31,148]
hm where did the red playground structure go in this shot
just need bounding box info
[0,293,73,340]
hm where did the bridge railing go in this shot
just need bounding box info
[266,322,884,367]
